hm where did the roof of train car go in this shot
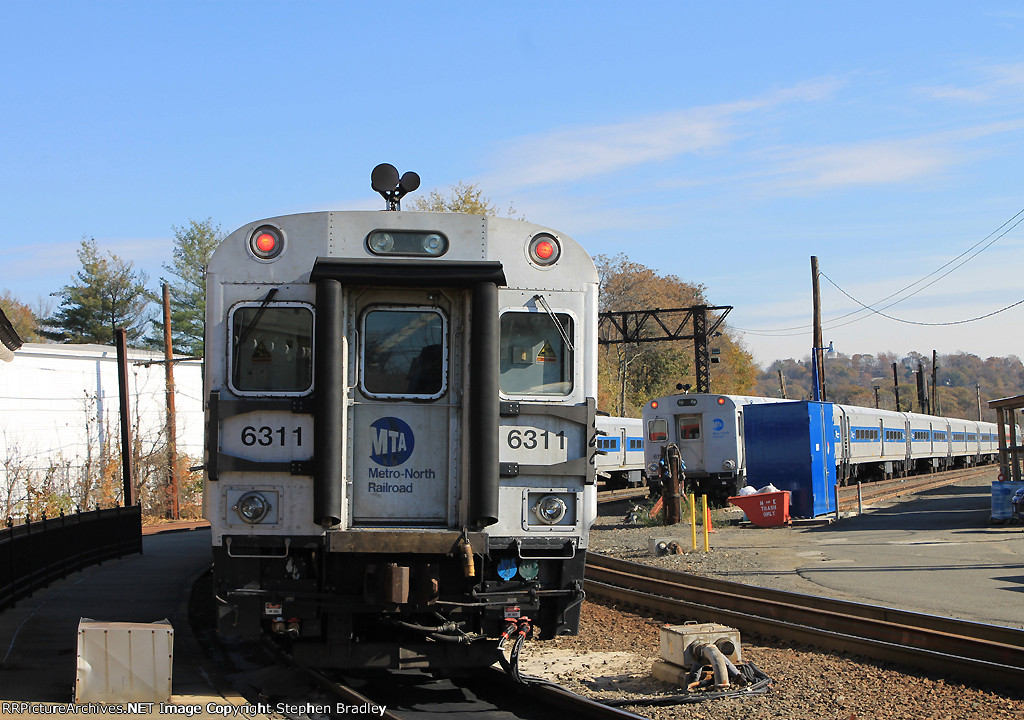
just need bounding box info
[209,211,598,289]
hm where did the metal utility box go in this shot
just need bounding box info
[745,401,836,518]
[660,622,742,665]
[75,619,173,702]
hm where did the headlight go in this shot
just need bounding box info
[422,233,446,255]
[533,495,567,524]
[367,232,395,253]
[723,459,737,471]
[366,230,449,257]
[235,491,271,524]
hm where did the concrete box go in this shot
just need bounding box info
[75,619,173,702]
[660,622,742,665]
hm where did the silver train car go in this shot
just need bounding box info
[203,206,599,668]
[643,393,1009,501]
[642,394,784,498]
[594,415,645,488]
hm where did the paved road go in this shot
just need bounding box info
[706,471,1024,628]
[795,479,1024,627]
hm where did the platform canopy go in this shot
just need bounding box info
[987,395,1024,484]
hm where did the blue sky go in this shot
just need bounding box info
[4,1,1024,368]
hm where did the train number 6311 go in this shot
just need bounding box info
[240,425,303,447]
[506,428,566,450]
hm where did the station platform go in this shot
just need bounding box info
[0,527,270,718]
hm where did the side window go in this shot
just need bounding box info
[361,307,447,399]
[230,304,313,394]
[499,311,574,396]
[647,418,668,442]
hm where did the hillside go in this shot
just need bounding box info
[754,351,1024,423]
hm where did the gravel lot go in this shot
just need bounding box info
[517,491,1024,720]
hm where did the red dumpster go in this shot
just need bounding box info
[727,491,791,528]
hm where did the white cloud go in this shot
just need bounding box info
[770,140,956,190]
[919,62,1024,103]
[487,79,842,191]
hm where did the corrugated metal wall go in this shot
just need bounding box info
[0,343,203,498]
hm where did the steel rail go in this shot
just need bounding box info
[585,553,1024,688]
[596,487,650,505]
[478,666,651,720]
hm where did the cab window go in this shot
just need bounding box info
[677,414,701,440]
[361,308,447,398]
[230,303,313,394]
[647,418,668,442]
[499,311,574,396]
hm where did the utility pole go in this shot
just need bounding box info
[162,284,180,520]
[115,329,134,506]
[931,350,940,416]
[810,256,825,401]
[977,383,982,421]
[778,369,787,398]
[916,362,928,415]
[892,362,901,412]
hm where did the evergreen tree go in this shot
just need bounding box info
[159,218,223,357]
[41,238,154,345]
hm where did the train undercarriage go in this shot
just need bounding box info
[213,532,586,669]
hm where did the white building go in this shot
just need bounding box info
[0,343,204,512]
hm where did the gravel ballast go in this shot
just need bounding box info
[516,481,1024,719]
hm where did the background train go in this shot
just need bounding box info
[643,393,1011,502]
[203,182,599,668]
[594,414,645,488]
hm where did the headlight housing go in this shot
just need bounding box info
[533,495,567,524]
[235,491,271,524]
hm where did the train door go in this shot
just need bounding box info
[675,413,704,473]
[348,288,461,527]
[838,408,851,484]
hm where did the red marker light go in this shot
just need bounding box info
[651,400,659,409]
[250,226,284,260]
[255,233,277,254]
[717,397,726,405]
[528,234,560,266]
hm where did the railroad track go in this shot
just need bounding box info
[597,487,650,505]
[836,465,994,511]
[287,661,649,720]
[585,552,1024,689]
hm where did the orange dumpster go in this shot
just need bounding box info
[727,491,791,528]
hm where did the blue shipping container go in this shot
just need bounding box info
[744,401,837,518]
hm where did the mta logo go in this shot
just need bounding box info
[369,417,415,467]
[713,419,725,432]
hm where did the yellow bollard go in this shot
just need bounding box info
[701,495,711,552]
[688,493,697,550]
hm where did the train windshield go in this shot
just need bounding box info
[677,414,701,440]
[499,311,574,396]
[229,303,313,393]
[361,307,447,398]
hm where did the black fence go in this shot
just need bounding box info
[0,505,142,612]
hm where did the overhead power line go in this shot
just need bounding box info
[733,205,1024,336]
[820,271,1024,326]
